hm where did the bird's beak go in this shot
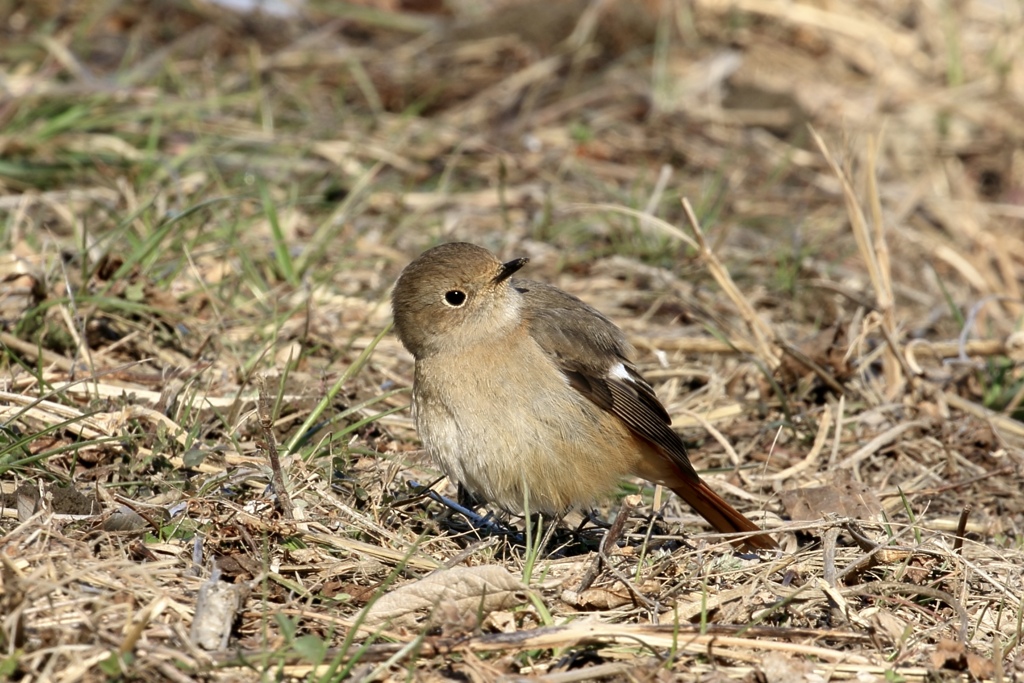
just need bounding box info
[493,257,529,283]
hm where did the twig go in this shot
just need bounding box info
[257,376,293,520]
[841,582,970,644]
[681,198,779,368]
[952,504,972,555]
[577,495,640,593]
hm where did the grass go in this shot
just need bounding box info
[2,0,1024,680]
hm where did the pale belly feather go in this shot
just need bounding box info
[412,338,637,514]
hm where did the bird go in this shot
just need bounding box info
[391,242,776,551]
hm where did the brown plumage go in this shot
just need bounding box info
[392,242,776,551]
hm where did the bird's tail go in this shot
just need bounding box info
[667,475,778,551]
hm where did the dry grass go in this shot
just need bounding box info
[1,0,1023,680]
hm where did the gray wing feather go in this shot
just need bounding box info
[514,279,699,480]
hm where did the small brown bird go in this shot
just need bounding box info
[392,242,776,550]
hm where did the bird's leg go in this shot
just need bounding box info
[405,479,514,537]
[577,509,612,531]
[457,482,481,510]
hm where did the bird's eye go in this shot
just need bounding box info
[443,290,467,307]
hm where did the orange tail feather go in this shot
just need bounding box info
[668,476,777,551]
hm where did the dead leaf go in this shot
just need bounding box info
[573,586,632,610]
[361,565,531,630]
[483,610,517,634]
[860,607,908,644]
[779,468,883,522]
[929,638,994,679]
[190,578,249,651]
[777,323,854,392]
[759,650,816,682]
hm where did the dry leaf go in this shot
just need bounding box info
[860,607,908,644]
[483,610,517,633]
[779,468,883,522]
[929,639,995,679]
[759,650,816,682]
[361,565,531,630]
[190,579,249,651]
[573,586,632,610]
[777,323,853,391]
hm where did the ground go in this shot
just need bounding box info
[1,0,1023,681]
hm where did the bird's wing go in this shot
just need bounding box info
[515,279,700,481]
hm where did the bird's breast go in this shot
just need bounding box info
[411,332,639,514]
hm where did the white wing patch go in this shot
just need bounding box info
[609,362,631,381]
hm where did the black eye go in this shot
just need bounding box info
[444,290,467,307]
